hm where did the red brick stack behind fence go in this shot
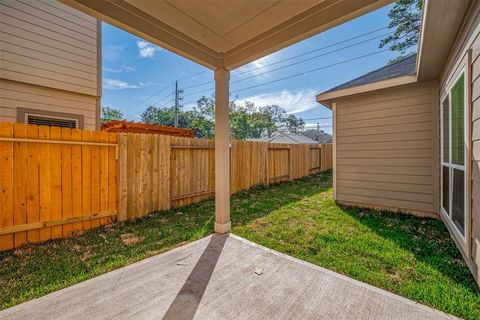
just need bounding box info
[0,121,332,250]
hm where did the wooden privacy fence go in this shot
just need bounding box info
[0,121,332,250]
[117,133,333,220]
[0,122,117,250]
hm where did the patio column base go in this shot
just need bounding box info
[214,221,231,234]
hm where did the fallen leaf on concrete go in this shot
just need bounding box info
[255,267,263,275]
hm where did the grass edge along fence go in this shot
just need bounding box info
[117,133,332,220]
[0,121,332,250]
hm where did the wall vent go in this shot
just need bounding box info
[26,114,77,129]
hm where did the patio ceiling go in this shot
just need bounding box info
[60,0,392,70]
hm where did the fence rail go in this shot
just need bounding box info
[0,121,332,250]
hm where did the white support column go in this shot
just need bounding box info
[214,68,231,233]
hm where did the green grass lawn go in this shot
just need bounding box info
[1,171,479,318]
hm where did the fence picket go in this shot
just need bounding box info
[50,127,63,239]
[71,129,83,232]
[26,125,40,242]
[0,122,14,250]
[38,126,52,241]
[81,130,92,230]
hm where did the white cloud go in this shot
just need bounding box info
[103,45,126,62]
[137,40,161,58]
[236,57,270,79]
[103,65,136,73]
[103,79,139,90]
[138,81,163,87]
[235,89,319,114]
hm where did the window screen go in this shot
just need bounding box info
[452,169,465,235]
[451,74,464,166]
[442,98,449,162]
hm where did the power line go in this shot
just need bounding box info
[177,70,209,81]
[180,27,389,93]
[125,70,209,117]
[190,48,390,106]
[303,116,332,121]
[124,83,174,117]
[233,29,390,77]
[181,48,389,104]
[232,49,390,94]
[159,99,175,108]
[128,82,172,111]
[231,33,390,84]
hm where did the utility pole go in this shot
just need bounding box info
[174,81,179,127]
[174,81,184,127]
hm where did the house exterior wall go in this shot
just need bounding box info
[0,0,100,130]
[333,81,439,217]
[438,0,480,282]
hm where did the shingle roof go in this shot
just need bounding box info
[321,54,417,94]
[302,130,332,143]
[248,132,318,144]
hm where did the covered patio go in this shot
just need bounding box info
[0,234,457,320]
[2,0,467,319]
[60,0,393,234]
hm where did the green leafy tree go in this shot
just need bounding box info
[101,106,124,123]
[380,0,422,62]
[283,114,305,133]
[139,96,305,139]
[258,105,286,137]
[141,105,193,129]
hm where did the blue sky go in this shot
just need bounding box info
[102,3,400,134]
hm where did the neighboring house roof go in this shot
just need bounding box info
[322,54,417,94]
[302,130,332,144]
[248,132,318,144]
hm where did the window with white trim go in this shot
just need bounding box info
[441,72,467,237]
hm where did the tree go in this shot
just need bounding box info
[101,106,124,123]
[283,114,305,133]
[139,96,305,139]
[379,0,422,62]
[258,105,286,137]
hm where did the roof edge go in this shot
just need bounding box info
[316,74,418,108]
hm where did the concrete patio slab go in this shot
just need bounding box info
[1,234,458,320]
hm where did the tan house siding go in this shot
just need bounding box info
[0,79,98,129]
[0,0,100,129]
[0,0,99,96]
[333,81,439,216]
[438,0,480,282]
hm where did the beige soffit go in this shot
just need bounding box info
[59,0,392,70]
[416,0,471,81]
[316,74,417,108]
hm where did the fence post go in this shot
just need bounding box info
[289,146,293,181]
[265,143,270,186]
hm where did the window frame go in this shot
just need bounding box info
[440,68,469,245]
